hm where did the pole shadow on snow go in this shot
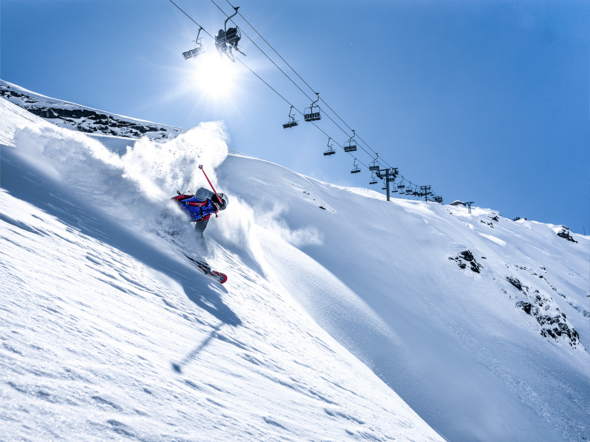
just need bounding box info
[172,322,224,373]
[1,149,242,330]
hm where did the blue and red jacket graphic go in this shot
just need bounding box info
[172,194,217,222]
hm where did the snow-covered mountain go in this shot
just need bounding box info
[0,80,184,140]
[1,85,589,442]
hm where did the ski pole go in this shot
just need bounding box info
[199,165,222,217]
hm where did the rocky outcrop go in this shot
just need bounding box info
[507,276,580,347]
[0,83,182,140]
[556,226,577,243]
[449,250,483,273]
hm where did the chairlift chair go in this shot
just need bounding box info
[369,172,377,185]
[215,7,245,62]
[350,158,361,174]
[183,27,207,60]
[323,137,336,156]
[344,130,357,152]
[304,93,321,122]
[388,172,398,192]
[369,153,380,171]
[282,106,299,129]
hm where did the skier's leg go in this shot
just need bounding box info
[194,219,208,235]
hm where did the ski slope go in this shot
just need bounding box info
[1,94,589,442]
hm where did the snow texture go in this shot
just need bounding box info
[1,89,589,442]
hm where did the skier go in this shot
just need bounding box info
[215,29,226,53]
[225,27,239,48]
[172,188,229,235]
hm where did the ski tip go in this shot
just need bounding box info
[212,271,228,284]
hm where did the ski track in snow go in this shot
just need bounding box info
[1,95,589,442]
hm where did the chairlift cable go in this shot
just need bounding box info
[235,57,366,168]
[355,133,393,169]
[169,0,214,39]
[210,0,314,102]
[230,56,367,167]
[317,98,391,167]
[212,1,439,197]
[221,0,387,167]
[217,0,378,164]
[224,0,361,141]
[224,0,318,96]
[168,2,390,182]
[170,1,368,169]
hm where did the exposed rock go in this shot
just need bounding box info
[516,301,532,315]
[480,220,494,228]
[511,279,580,347]
[0,83,182,141]
[506,276,523,291]
[556,227,577,243]
[449,250,483,273]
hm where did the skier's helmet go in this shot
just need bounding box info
[216,193,229,211]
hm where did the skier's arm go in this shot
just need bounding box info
[194,188,215,201]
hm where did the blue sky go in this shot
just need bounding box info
[2,0,589,233]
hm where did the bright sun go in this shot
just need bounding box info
[192,53,236,99]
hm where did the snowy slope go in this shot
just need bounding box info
[2,91,589,442]
[219,157,590,442]
[1,98,444,441]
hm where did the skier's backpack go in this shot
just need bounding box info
[172,194,217,222]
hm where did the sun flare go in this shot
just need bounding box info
[192,53,236,99]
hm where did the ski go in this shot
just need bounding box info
[184,254,228,284]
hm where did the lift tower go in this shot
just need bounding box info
[375,167,399,201]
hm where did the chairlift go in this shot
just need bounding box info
[215,7,246,62]
[350,158,361,174]
[369,172,377,185]
[282,106,299,129]
[183,27,207,60]
[323,137,336,156]
[369,153,380,171]
[304,93,321,122]
[389,168,399,181]
[344,130,357,152]
[388,173,398,192]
